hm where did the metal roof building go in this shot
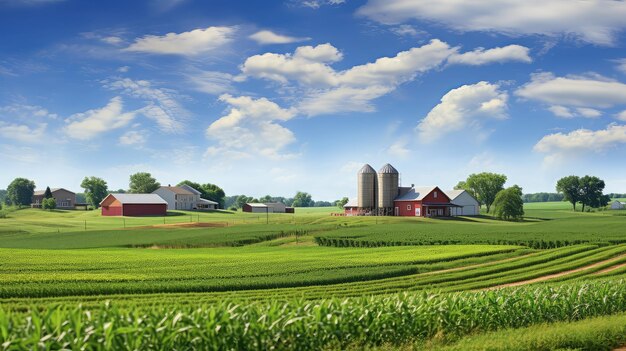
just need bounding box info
[99,193,168,216]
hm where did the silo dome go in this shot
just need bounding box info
[377,163,399,210]
[378,163,399,174]
[357,164,376,208]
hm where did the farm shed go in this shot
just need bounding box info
[610,200,626,210]
[445,190,480,216]
[99,194,167,216]
[243,203,268,213]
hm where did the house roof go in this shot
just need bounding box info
[246,203,268,208]
[265,202,286,207]
[444,189,465,201]
[198,198,218,205]
[394,186,437,201]
[101,193,167,205]
[179,184,202,195]
[156,186,194,195]
[33,188,75,196]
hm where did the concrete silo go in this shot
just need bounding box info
[377,163,399,215]
[357,164,377,209]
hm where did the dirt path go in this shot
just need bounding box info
[486,254,626,290]
[594,262,626,275]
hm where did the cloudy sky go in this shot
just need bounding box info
[2,0,626,200]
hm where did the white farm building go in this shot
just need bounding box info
[610,200,626,210]
[445,190,480,216]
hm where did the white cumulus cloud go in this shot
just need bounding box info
[516,72,626,118]
[249,30,309,44]
[206,94,298,160]
[357,0,626,45]
[65,97,136,140]
[416,81,508,143]
[119,130,147,146]
[534,124,626,160]
[0,122,47,143]
[447,45,532,66]
[124,26,236,55]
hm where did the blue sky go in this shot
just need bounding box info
[2,0,626,200]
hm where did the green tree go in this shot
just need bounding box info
[81,177,108,209]
[556,175,582,211]
[292,191,314,207]
[492,185,524,221]
[336,197,349,208]
[464,173,507,212]
[454,181,477,199]
[6,178,36,207]
[129,172,160,194]
[41,197,57,210]
[235,195,254,208]
[579,175,609,212]
[43,186,53,199]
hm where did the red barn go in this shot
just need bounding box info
[394,186,457,217]
[99,194,168,216]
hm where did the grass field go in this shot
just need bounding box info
[2,202,626,349]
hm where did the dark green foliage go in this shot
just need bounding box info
[336,197,349,208]
[493,185,525,221]
[464,172,507,212]
[579,175,609,212]
[6,177,35,207]
[43,186,53,199]
[556,175,582,210]
[522,192,565,203]
[292,191,314,207]
[81,176,108,209]
[129,172,160,194]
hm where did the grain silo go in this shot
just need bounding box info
[357,164,377,209]
[377,163,399,214]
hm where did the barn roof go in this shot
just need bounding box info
[246,203,268,208]
[343,198,358,208]
[101,193,167,205]
[394,186,437,201]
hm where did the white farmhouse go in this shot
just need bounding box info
[445,189,480,216]
[152,185,218,211]
[610,200,626,210]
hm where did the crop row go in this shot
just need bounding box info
[4,280,626,350]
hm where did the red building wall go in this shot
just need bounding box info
[101,205,122,216]
[123,204,167,216]
[420,188,450,204]
[395,201,422,216]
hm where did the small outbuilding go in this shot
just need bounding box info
[445,190,480,216]
[242,203,268,213]
[610,200,626,210]
[243,202,293,213]
[99,193,168,216]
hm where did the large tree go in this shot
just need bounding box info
[81,176,108,209]
[336,197,349,208]
[464,172,507,213]
[556,175,582,211]
[292,191,314,207]
[43,186,53,199]
[492,185,524,221]
[6,178,35,207]
[177,180,226,209]
[579,175,610,212]
[129,172,160,194]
